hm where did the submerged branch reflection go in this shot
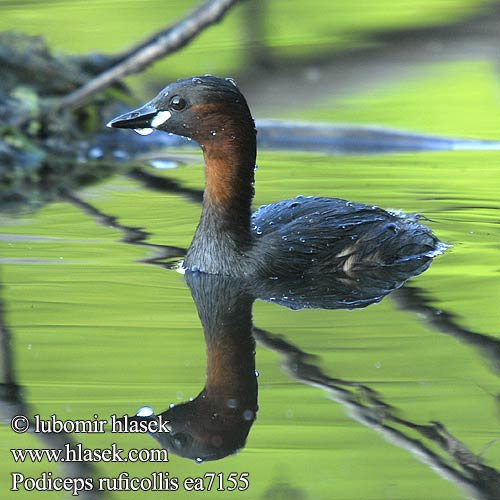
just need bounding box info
[63,191,186,266]
[392,287,500,379]
[253,314,500,500]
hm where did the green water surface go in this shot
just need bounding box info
[1,1,500,499]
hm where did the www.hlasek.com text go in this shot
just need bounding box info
[11,443,168,463]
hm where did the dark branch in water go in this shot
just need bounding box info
[0,281,15,386]
[253,319,500,500]
[62,191,186,265]
[392,287,500,377]
[127,167,203,204]
[59,0,240,110]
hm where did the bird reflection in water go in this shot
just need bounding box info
[125,272,258,462]
[122,255,438,462]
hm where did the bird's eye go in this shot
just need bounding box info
[169,96,186,111]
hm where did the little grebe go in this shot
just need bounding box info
[108,76,443,277]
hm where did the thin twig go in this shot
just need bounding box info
[59,0,240,111]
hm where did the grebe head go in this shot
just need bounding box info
[107,75,255,145]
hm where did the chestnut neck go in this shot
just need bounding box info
[197,112,256,244]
